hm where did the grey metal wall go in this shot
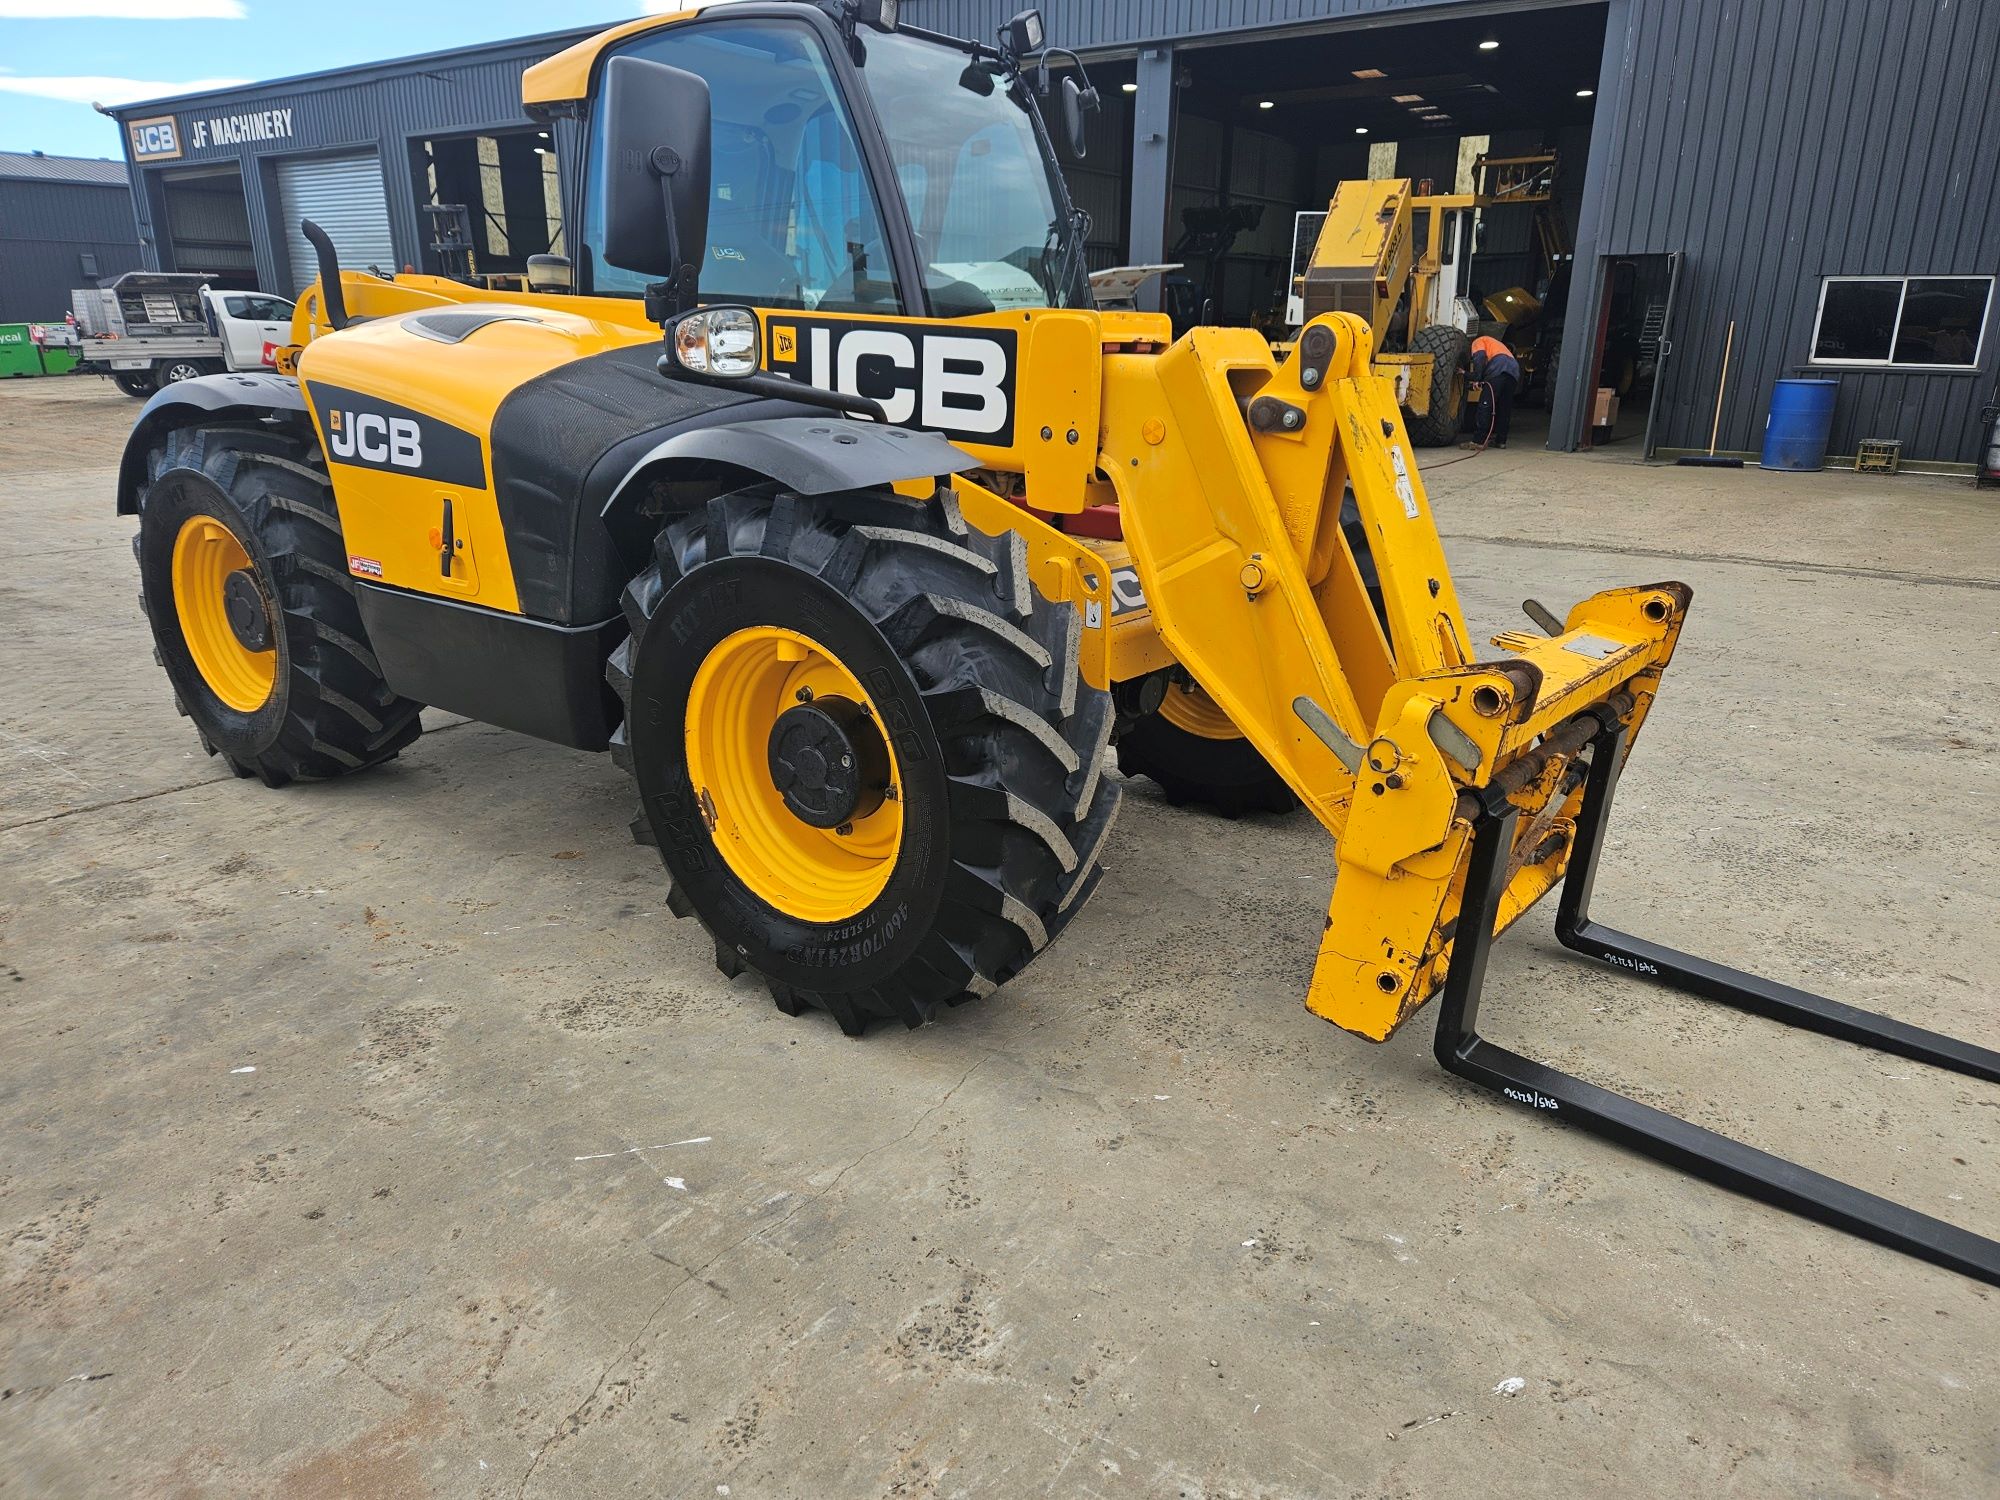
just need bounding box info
[1587,0,2000,461]
[0,179,145,323]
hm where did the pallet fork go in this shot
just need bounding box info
[1105,313,1999,1287]
[1436,714,2000,1287]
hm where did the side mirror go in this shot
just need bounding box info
[1060,75,1097,159]
[599,55,711,296]
[525,254,572,294]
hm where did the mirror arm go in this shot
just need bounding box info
[1032,45,1099,108]
[648,145,701,321]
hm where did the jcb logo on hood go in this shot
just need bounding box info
[765,318,1015,446]
[327,409,423,469]
[305,381,487,490]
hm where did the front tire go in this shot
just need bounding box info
[113,370,157,398]
[136,422,423,786]
[608,484,1118,1035]
[1405,323,1470,446]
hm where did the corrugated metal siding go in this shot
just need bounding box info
[0,178,138,247]
[1594,0,2000,461]
[0,152,131,187]
[0,179,143,323]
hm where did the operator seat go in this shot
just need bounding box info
[704,121,801,305]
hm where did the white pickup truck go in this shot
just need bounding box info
[70,272,294,397]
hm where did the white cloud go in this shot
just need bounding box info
[0,1,246,16]
[0,75,250,105]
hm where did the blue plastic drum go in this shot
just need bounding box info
[1761,378,1839,471]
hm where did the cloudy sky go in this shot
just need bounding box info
[0,0,669,160]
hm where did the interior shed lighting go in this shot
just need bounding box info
[1478,38,1500,50]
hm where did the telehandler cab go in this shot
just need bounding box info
[118,0,1998,1285]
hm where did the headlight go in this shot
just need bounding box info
[670,306,760,378]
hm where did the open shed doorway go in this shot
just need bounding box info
[159,164,257,291]
[411,127,564,288]
[1576,251,1682,451]
[1108,1,1610,448]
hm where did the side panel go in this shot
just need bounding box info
[356,583,623,751]
[294,304,691,618]
[757,306,1115,511]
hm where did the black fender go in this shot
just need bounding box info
[597,416,975,514]
[492,336,982,625]
[115,371,308,515]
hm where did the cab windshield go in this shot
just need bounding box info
[581,17,1084,316]
[855,28,1086,316]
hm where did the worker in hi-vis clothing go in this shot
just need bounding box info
[1469,335,1521,448]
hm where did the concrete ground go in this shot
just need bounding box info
[1,373,1996,1499]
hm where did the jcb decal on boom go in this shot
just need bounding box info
[305,382,487,490]
[764,318,1016,446]
[1109,565,1147,619]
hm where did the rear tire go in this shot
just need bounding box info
[1116,679,1297,817]
[1405,324,1470,446]
[113,371,157,398]
[136,421,422,786]
[609,483,1118,1036]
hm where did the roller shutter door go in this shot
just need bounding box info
[277,152,395,294]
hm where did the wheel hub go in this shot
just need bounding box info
[222,568,272,651]
[767,697,888,828]
[682,624,905,924]
[170,513,276,713]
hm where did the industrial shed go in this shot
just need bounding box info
[0,151,143,326]
[105,0,2000,466]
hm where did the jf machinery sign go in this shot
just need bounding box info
[128,103,295,162]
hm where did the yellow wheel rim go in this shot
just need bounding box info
[684,626,904,924]
[171,514,275,713]
[1159,680,1242,741]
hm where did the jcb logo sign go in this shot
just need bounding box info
[305,381,487,490]
[766,318,1016,446]
[327,409,423,468]
[128,116,182,162]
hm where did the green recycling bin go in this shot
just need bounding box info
[0,325,42,378]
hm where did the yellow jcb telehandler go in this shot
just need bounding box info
[115,1,1998,1285]
[1292,153,1562,444]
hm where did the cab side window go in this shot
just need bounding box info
[581,19,902,313]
